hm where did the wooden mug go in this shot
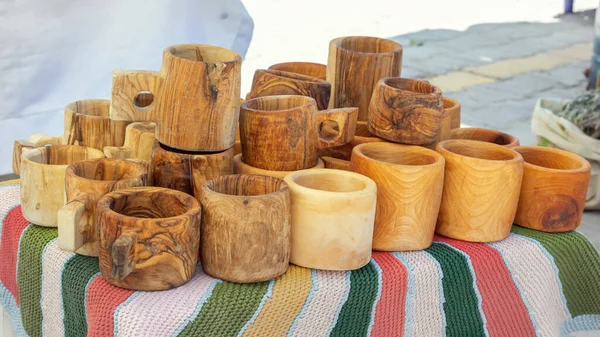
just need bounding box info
[351,143,445,251]
[284,169,377,270]
[57,159,148,256]
[97,187,201,291]
[444,96,461,129]
[268,62,327,80]
[513,146,591,232]
[233,154,324,178]
[246,69,331,110]
[368,78,443,145]
[104,122,156,162]
[150,140,234,200]
[200,174,291,283]
[19,145,105,227]
[327,36,403,121]
[240,95,358,171]
[435,140,524,242]
[450,127,520,148]
[110,44,242,152]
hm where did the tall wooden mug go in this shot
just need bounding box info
[200,174,291,283]
[351,143,445,251]
[284,169,377,270]
[327,36,403,121]
[97,187,202,291]
[58,159,148,256]
[240,95,358,171]
[19,145,105,227]
[111,44,242,151]
[435,140,524,242]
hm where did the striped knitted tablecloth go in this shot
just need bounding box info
[1,183,600,337]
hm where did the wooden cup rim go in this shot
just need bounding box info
[513,146,591,174]
[379,77,442,97]
[233,154,324,175]
[330,36,403,55]
[450,127,519,147]
[202,174,289,200]
[255,69,329,84]
[284,168,376,197]
[352,142,444,168]
[165,43,242,64]
[66,158,148,184]
[65,99,111,120]
[268,62,327,77]
[241,95,317,114]
[443,96,461,110]
[21,145,104,168]
[436,139,523,164]
[127,122,156,134]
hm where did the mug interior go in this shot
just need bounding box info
[338,36,401,54]
[441,141,517,161]
[452,128,516,146]
[71,159,145,181]
[292,172,367,192]
[110,189,194,219]
[168,44,240,63]
[358,144,438,166]
[515,147,585,170]
[66,100,110,118]
[23,146,103,166]
[207,175,286,197]
[243,95,314,112]
[383,78,436,94]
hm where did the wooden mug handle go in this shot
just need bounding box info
[111,231,137,280]
[28,134,63,146]
[57,192,91,252]
[103,146,132,159]
[12,140,36,175]
[110,70,164,122]
[314,107,358,148]
[321,156,352,171]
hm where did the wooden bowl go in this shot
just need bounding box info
[443,96,461,129]
[268,62,327,80]
[435,140,524,242]
[233,154,324,178]
[513,146,591,232]
[450,127,520,148]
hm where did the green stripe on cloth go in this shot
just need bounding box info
[178,281,269,336]
[62,255,100,337]
[512,226,600,316]
[17,226,57,337]
[426,243,486,337]
[330,262,379,337]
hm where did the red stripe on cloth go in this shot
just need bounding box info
[86,276,135,337]
[0,206,31,305]
[370,252,409,337]
[436,236,536,337]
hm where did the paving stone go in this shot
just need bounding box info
[466,52,575,78]
[533,62,589,87]
[390,29,463,44]
[402,45,450,61]
[490,72,561,96]
[461,97,539,129]
[427,72,496,92]
[400,66,433,79]
[548,42,594,61]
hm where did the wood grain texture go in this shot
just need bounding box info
[12,140,35,175]
[58,159,148,256]
[435,140,524,242]
[513,146,591,232]
[350,143,445,251]
[110,44,242,152]
[327,36,403,121]
[444,96,461,129]
[240,95,357,171]
[200,174,290,283]
[20,145,105,227]
[429,110,452,149]
[321,156,352,171]
[318,121,386,161]
[450,127,520,147]
[233,154,324,178]
[368,78,443,145]
[283,169,376,270]
[246,69,331,110]
[269,62,327,80]
[104,122,157,162]
[97,187,201,291]
[150,140,233,200]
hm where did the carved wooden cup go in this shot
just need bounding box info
[57,159,148,256]
[450,127,520,148]
[200,174,291,283]
[368,78,443,145]
[20,145,105,227]
[284,169,377,270]
[98,187,201,291]
[269,62,327,80]
[110,44,242,152]
[327,36,403,121]
[150,140,234,200]
[240,95,358,171]
[246,69,331,110]
[351,143,445,251]
[435,140,524,242]
[104,122,157,162]
[233,154,324,178]
[513,146,591,232]
[444,97,461,129]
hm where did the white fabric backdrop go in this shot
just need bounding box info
[0,0,253,174]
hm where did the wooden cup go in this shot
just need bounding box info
[20,145,105,227]
[97,187,201,291]
[450,127,520,148]
[513,146,591,232]
[110,44,242,152]
[351,143,445,251]
[284,169,377,270]
[444,97,461,129]
[246,69,331,110]
[240,95,358,171]
[435,140,524,242]
[233,154,324,178]
[150,140,234,200]
[200,174,291,283]
[269,62,327,80]
[327,36,403,121]
[368,78,443,145]
[58,159,148,256]
[104,122,156,162]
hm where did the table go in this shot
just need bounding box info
[0,182,599,337]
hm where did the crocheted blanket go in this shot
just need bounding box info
[0,182,599,337]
